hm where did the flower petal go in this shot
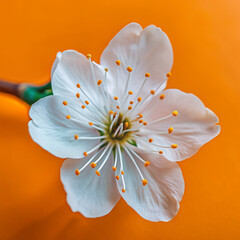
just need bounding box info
[29,95,101,158]
[116,148,184,222]
[137,89,220,161]
[61,151,121,218]
[100,23,173,99]
[52,50,106,105]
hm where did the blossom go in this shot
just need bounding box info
[28,23,220,222]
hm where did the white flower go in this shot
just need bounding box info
[28,23,220,222]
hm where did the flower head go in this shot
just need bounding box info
[28,23,220,222]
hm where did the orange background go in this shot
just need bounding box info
[0,0,239,239]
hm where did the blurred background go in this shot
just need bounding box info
[0,0,239,239]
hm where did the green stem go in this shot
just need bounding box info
[0,79,52,105]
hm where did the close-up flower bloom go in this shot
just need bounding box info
[28,23,220,222]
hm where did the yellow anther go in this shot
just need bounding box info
[83,152,88,157]
[149,138,153,143]
[172,111,178,116]
[171,144,178,149]
[114,96,118,100]
[63,101,68,105]
[139,114,143,118]
[105,68,108,72]
[142,179,148,186]
[159,151,163,154]
[87,54,92,59]
[75,169,80,175]
[76,83,81,88]
[66,115,71,119]
[150,90,155,95]
[112,167,117,171]
[116,175,120,180]
[159,94,165,100]
[166,72,172,77]
[144,161,150,167]
[168,127,174,134]
[116,106,120,109]
[82,105,86,109]
[91,162,97,168]
[85,100,89,105]
[121,171,124,175]
[95,170,100,176]
[115,60,121,66]
[128,106,132,110]
[122,189,126,193]
[124,122,129,129]
[137,97,142,102]
[127,66,132,72]
[76,93,80,98]
[128,91,133,95]
[145,73,151,78]
[139,119,143,124]
[89,122,93,126]
[75,135,78,140]
[143,122,147,125]
[97,80,102,85]
[130,101,133,105]
[109,111,114,115]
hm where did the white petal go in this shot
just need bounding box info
[116,148,184,222]
[61,151,121,218]
[137,89,220,161]
[100,23,173,99]
[52,50,106,105]
[29,95,101,158]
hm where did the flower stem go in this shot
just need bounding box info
[0,79,52,105]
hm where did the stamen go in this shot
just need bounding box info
[139,114,143,118]
[75,135,78,140]
[159,94,165,100]
[113,123,123,137]
[171,144,178,149]
[109,111,114,115]
[121,171,124,175]
[93,143,111,164]
[82,105,86,109]
[109,113,118,131]
[76,83,81,88]
[148,138,153,143]
[97,80,102,85]
[138,97,142,102]
[126,146,147,164]
[159,151,163,154]
[148,112,178,125]
[84,152,88,157]
[144,161,150,167]
[87,54,92,59]
[115,60,121,66]
[63,101,68,105]
[75,169,80,175]
[139,119,143,124]
[76,93,80,98]
[95,170,100,176]
[168,127,174,133]
[123,122,129,129]
[116,175,120,180]
[142,179,148,186]
[150,90,155,95]
[117,144,126,192]
[172,111,178,116]
[83,140,107,156]
[85,100,89,105]
[114,96,118,100]
[145,73,151,77]
[128,91,133,95]
[116,106,120,109]
[130,101,133,105]
[166,72,171,77]
[127,66,132,72]
[128,106,132,110]
[112,167,117,171]
[91,162,97,168]
[143,122,147,125]
[66,115,71,119]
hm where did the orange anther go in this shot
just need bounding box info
[105,68,108,72]
[145,73,151,77]
[130,101,133,105]
[114,96,118,100]
[109,111,114,115]
[91,162,97,168]
[127,66,132,72]
[144,161,150,167]
[76,83,81,88]
[159,94,165,100]
[159,151,163,154]
[75,135,78,140]
[122,189,126,193]
[112,167,117,171]
[143,122,147,125]
[97,80,102,85]
[63,101,68,105]
[116,175,120,180]
[139,114,143,118]
[89,122,93,126]
[121,171,124,175]
[82,105,86,109]
[171,144,178,149]
[139,119,143,124]
[85,100,89,105]
[172,111,178,116]
[95,170,100,176]
[128,106,132,110]
[149,138,153,143]
[76,93,80,98]
[75,169,80,175]
[137,97,142,102]
[115,60,121,66]
[142,179,148,186]
[150,90,155,95]
[168,127,174,134]
[66,115,71,119]
[83,152,88,157]
[166,72,172,77]
[128,91,133,95]
[116,106,120,109]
